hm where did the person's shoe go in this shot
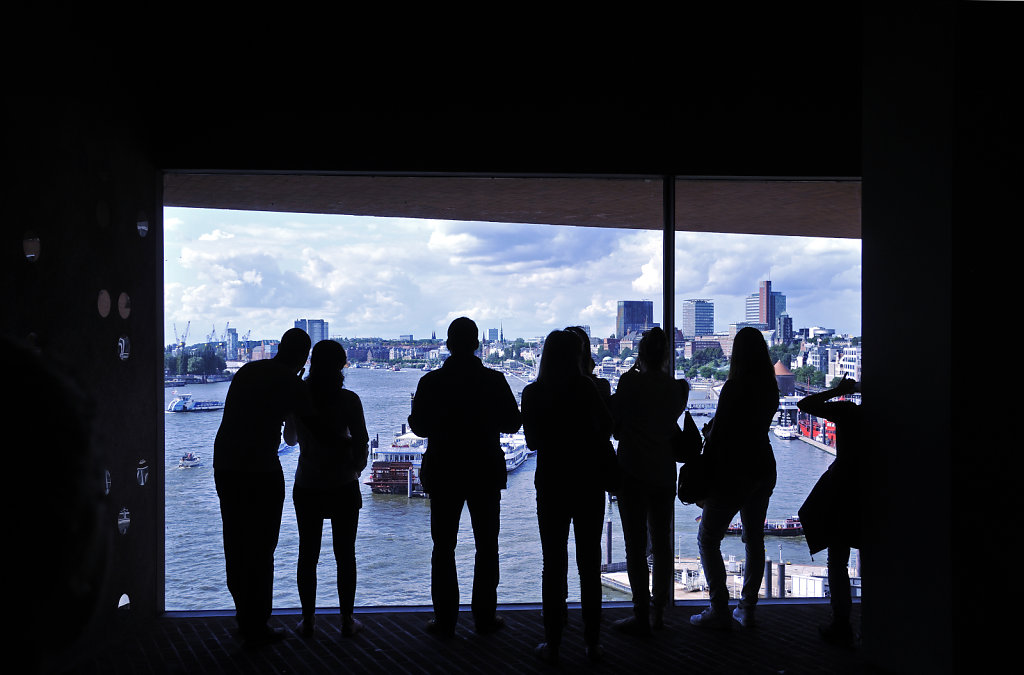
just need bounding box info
[425,618,456,639]
[341,615,363,637]
[243,626,287,649]
[819,621,855,647]
[534,642,559,665]
[689,607,732,630]
[475,615,506,635]
[585,643,605,663]
[733,605,755,627]
[296,616,315,638]
[612,615,652,637]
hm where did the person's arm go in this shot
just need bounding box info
[407,377,433,438]
[283,413,298,446]
[348,393,370,472]
[798,375,857,418]
[496,374,523,434]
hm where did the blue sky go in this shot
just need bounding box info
[164,207,862,344]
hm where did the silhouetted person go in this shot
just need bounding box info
[214,327,312,647]
[522,330,614,664]
[6,334,109,675]
[691,326,779,630]
[611,327,688,634]
[283,340,369,639]
[408,317,522,638]
[798,375,863,646]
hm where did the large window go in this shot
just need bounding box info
[163,174,860,610]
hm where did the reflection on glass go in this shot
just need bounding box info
[136,459,149,486]
[22,232,40,261]
[118,335,130,361]
[137,211,149,237]
[117,507,130,535]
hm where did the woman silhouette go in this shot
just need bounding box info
[521,330,614,664]
[611,327,688,633]
[690,326,779,629]
[284,340,369,638]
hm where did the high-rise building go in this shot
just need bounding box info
[746,281,787,333]
[294,318,330,345]
[487,328,499,342]
[680,299,714,338]
[226,327,239,360]
[616,300,654,339]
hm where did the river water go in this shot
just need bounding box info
[164,368,835,611]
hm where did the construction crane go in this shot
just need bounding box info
[207,324,217,343]
[220,321,230,343]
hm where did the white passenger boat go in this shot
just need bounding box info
[166,392,224,412]
[178,451,202,468]
[365,427,427,496]
[772,424,798,440]
[502,433,529,472]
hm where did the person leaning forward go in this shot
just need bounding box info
[408,317,523,638]
[214,327,312,648]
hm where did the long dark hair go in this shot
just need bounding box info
[307,340,346,399]
[728,327,778,397]
[636,326,670,373]
[537,330,582,384]
[565,325,595,375]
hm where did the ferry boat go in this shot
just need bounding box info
[365,426,427,496]
[165,392,224,413]
[726,516,804,537]
[502,433,529,472]
[772,424,798,440]
[178,451,202,468]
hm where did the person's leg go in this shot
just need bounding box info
[694,496,737,626]
[737,474,775,613]
[331,481,362,636]
[252,468,285,634]
[827,545,852,624]
[616,479,652,622]
[573,489,607,651]
[647,489,675,617]
[537,492,570,649]
[429,491,464,632]
[467,489,502,630]
[293,486,325,631]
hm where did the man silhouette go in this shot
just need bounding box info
[214,327,312,647]
[409,317,522,637]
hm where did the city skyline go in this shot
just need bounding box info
[164,207,862,344]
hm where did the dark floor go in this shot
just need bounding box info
[64,602,871,674]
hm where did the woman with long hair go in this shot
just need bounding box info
[611,327,689,634]
[690,326,780,629]
[284,340,369,638]
[521,330,614,665]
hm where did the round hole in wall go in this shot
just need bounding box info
[136,459,149,486]
[117,507,130,535]
[22,232,40,261]
[137,211,149,237]
[118,335,131,361]
[117,292,131,320]
[97,290,111,318]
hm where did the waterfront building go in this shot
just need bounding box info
[616,300,655,338]
[225,327,239,360]
[680,299,714,338]
[294,318,330,344]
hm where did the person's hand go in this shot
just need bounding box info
[836,376,856,396]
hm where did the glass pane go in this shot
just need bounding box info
[163,176,662,611]
[672,178,862,605]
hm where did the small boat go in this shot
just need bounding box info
[178,451,202,468]
[166,392,224,412]
[772,424,798,440]
[726,516,803,537]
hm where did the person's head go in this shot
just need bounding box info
[565,326,595,374]
[276,327,312,372]
[728,326,777,390]
[309,339,347,388]
[637,327,671,373]
[446,317,479,355]
[538,329,583,383]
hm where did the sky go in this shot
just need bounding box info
[164,207,862,345]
